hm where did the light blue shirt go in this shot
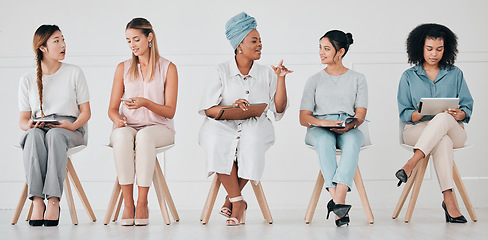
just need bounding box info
[397,65,474,124]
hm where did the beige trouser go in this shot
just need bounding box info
[403,112,467,192]
[110,125,174,187]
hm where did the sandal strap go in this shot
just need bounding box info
[229,196,244,203]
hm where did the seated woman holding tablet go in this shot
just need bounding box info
[396,23,474,223]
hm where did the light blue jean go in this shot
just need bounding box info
[305,113,363,191]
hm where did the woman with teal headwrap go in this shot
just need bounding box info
[199,12,292,226]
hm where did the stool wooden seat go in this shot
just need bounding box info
[200,174,273,224]
[103,144,179,225]
[393,121,477,222]
[392,152,478,222]
[12,149,97,225]
[12,126,96,225]
[304,146,374,224]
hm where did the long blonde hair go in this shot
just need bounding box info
[33,25,61,117]
[126,18,160,81]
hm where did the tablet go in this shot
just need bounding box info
[419,98,459,115]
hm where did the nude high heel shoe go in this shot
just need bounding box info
[226,196,247,226]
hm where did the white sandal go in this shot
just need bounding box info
[219,196,232,218]
[226,196,247,226]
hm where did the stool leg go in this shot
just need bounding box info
[103,178,121,225]
[201,175,221,224]
[252,181,273,224]
[26,201,33,221]
[404,156,429,223]
[153,167,171,225]
[12,182,28,225]
[155,158,180,222]
[353,167,374,224]
[64,171,79,225]
[392,159,420,219]
[305,171,325,224]
[113,190,123,222]
[453,162,478,222]
[66,158,96,222]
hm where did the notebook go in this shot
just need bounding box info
[215,103,267,120]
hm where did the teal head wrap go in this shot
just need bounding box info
[225,12,257,50]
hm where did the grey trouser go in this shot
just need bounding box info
[20,116,85,200]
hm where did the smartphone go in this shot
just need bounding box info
[121,98,134,103]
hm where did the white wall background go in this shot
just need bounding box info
[1,0,487,217]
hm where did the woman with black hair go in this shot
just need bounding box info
[299,30,368,227]
[396,23,473,223]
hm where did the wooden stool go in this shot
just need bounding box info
[304,122,374,224]
[392,154,478,222]
[200,174,273,224]
[304,167,374,224]
[12,154,97,225]
[394,120,477,222]
[103,144,179,225]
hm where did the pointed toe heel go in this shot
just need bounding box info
[395,169,409,187]
[442,201,467,223]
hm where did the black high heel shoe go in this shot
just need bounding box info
[442,201,467,223]
[335,216,350,227]
[326,199,335,219]
[44,206,60,227]
[333,204,351,227]
[29,203,46,227]
[395,169,409,187]
[333,204,352,219]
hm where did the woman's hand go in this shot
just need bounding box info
[331,122,355,135]
[317,119,342,127]
[233,99,250,111]
[446,107,466,121]
[271,60,293,77]
[114,117,128,128]
[29,119,45,129]
[124,97,148,109]
[48,120,76,131]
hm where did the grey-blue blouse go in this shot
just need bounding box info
[397,65,474,124]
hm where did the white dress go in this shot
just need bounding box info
[198,59,286,182]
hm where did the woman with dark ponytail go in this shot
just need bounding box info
[299,30,368,227]
[18,25,91,226]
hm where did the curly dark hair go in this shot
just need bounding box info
[406,23,458,69]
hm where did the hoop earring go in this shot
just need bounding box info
[149,41,152,48]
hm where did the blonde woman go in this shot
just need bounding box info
[18,25,91,226]
[108,18,178,226]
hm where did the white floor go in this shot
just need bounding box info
[1,207,486,240]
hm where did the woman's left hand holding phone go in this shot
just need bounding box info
[124,97,147,109]
[29,119,45,129]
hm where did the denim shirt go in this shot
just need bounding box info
[397,65,473,124]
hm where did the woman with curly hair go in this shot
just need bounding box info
[396,23,473,223]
